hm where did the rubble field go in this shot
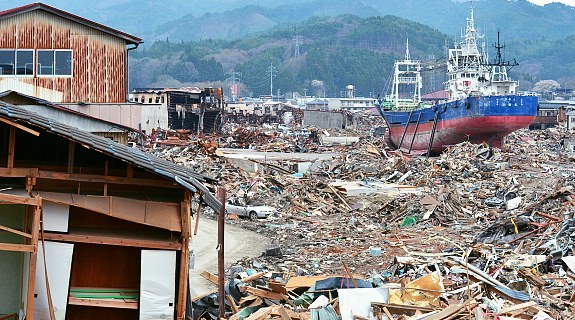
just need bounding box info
[146,123,575,320]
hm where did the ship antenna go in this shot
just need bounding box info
[405,38,410,61]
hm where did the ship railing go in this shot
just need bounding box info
[397,77,418,84]
[392,102,423,112]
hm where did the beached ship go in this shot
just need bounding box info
[375,8,538,154]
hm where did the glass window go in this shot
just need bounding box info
[16,50,33,75]
[0,50,34,76]
[37,50,54,75]
[55,51,72,75]
[37,50,72,76]
[0,50,15,75]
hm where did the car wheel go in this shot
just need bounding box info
[249,211,258,220]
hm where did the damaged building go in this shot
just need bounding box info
[0,102,221,320]
[132,88,224,134]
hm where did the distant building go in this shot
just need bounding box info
[567,109,575,130]
[0,3,141,103]
[131,87,224,134]
[530,101,574,130]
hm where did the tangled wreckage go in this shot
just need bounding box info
[147,121,575,320]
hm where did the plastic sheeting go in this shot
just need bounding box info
[140,250,177,320]
[33,241,74,320]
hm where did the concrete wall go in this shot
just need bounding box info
[303,110,345,129]
[58,103,168,133]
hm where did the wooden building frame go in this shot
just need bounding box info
[0,102,221,320]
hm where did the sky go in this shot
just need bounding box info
[528,0,575,6]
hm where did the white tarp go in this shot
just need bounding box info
[140,250,177,320]
[338,287,391,320]
[34,241,74,320]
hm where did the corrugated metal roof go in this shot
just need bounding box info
[0,3,142,45]
[0,102,222,211]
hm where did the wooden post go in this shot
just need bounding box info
[217,187,226,319]
[103,161,108,196]
[67,141,75,174]
[7,126,15,168]
[26,199,42,319]
[193,192,203,236]
[127,164,134,178]
[176,191,192,320]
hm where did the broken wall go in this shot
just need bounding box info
[303,110,346,129]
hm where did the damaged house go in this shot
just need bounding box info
[0,102,221,320]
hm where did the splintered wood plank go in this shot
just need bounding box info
[201,270,219,284]
[0,224,32,238]
[240,286,288,301]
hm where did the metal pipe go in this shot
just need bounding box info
[216,187,226,319]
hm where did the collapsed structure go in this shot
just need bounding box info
[149,123,575,320]
[0,102,220,320]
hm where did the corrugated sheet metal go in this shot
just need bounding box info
[0,10,129,104]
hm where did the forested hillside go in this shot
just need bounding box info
[130,15,448,98]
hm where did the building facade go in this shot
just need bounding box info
[0,3,141,104]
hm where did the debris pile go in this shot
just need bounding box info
[147,125,575,319]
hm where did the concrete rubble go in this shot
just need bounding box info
[143,124,575,320]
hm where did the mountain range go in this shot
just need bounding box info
[1,0,575,42]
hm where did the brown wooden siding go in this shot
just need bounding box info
[0,20,16,47]
[0,10,129,103]
[16,13,35,48]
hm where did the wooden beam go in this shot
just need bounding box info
[0,167,183,189]
[0,223,32,238]
[7,126,15,168]
[0,243,35,252]
[42,232,182,250]
[68,297,138,309]
[177,192,191,320]
[38,170,179,188]
[0,117,40,136]
[0,167,39,177]
[26,202,41,320]
[0,193,39,205]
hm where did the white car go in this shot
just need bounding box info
[226,203,276,220]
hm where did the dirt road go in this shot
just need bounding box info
[188,215,270,298]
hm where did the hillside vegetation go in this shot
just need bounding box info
[130,15,448,98]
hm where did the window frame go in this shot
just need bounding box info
[36,49,73,78]
[0,49,35,78]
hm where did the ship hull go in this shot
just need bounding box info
[378,95,538,153]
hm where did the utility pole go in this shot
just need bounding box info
[226,69,242,101]
[216,187,226,319]
[267,63,276,98]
